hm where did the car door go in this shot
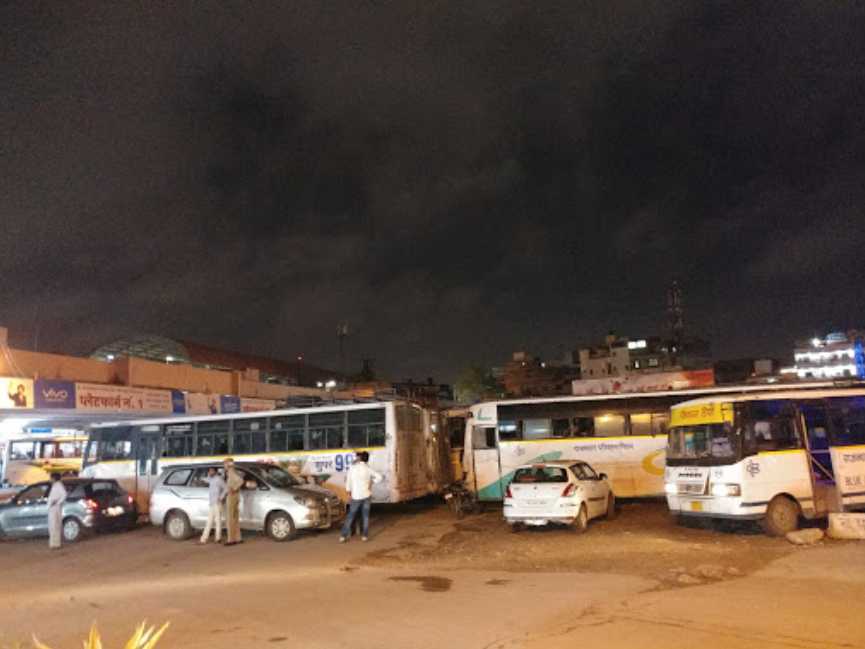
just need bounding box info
[577,462,606,519]
[186,467,215,526]
[237,469,265,529]
[5,483,50,535]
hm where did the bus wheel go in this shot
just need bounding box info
[605,492,617,520]
[761,496,800,537]
[573,504,588,534]
[267,511,296,542]
[165,511,193,541]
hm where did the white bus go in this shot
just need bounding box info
[664,386,865,535]
[0,434,87,488]
[459,383,838,502]
[80,400,452,514]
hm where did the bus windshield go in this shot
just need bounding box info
[667,423,737,461]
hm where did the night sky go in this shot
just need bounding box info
[3,2,865,381]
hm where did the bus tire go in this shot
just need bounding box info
[573,504,588,534]
[266,511,296,542]
[164,510,193,541]
[62,516,83,543]
[761,496,800,537]
[605,492,617,520]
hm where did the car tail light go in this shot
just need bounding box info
[127,495,134,505]
[561,484,577,497]
[505,484,513,498]
[84,498,99,510]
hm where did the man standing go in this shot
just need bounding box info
[200,466,226,544]
[339,451,382,543]
[47,472,67,550]
[223,458,244,546]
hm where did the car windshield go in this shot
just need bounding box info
[255,465,302,488]
[667,424,737,460]
[513,466,568,483]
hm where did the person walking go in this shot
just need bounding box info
[339,451,382,543]
[200,467,226,544]
[223,458,244,546]
[47,472,67,550]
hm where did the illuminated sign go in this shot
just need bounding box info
[670,402,734,427]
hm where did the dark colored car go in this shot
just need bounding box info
[0,479,138,543]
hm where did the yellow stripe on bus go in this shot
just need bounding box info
[92,447,386,465]
[757,449,806,457]
[499,435,661,444]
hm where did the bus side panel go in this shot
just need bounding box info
[744,450,813,513]
[832,444,865,510]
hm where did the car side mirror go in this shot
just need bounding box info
[598,473,607,481]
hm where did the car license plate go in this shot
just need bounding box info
[105,506,124,517]
[689,501,703,512]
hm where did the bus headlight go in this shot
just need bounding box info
[710,483,741,497]
[664,483,678,495]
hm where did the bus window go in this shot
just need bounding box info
[498,421,522,441]
[309,411,345,450]
[472,426,496,449]
[742,401,801,454]
[163,424,194,457]
[197,421,230,456]
[827,397,865,446]
[100,440,134,461]
[524,418,551,440]
[630,414,652,437]
[573,417,594,437]
[347,409,386,448]
[270,415,305,452]
[10,441,35,460]
[594,414,626,437]
[447,417,465,449]
[551,418,572,438]
[233,418,267,455]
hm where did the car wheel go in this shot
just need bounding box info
[164,511,193,541]
[761,496,800,537]
[267,511,296,542]
[573,504,588,534]
[605,492,617,519]
[62,517,83,543]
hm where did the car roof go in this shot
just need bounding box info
[515,460,583,468]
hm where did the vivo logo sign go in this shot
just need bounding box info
[34,380,76,409]
[42,388,69,401]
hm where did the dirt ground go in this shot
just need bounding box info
[359,500,797,588]
[1,499,863,649]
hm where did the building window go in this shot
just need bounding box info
[633,360,641,369]
[648,358,659,367]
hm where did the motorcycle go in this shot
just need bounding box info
[442,482,481,519]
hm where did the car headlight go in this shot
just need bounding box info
[664,483,678,495]
[710,483,741,497]
[293,495,313,506]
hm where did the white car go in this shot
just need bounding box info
[503,460,615,533]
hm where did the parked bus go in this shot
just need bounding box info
[0,434,87,488]
[664,385,865,535]
[460,383,837,502]
[80,401,451,514]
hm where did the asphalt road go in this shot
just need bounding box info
[1,503,864,649]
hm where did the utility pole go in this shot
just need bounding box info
[336,322,350,378]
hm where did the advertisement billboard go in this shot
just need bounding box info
[240,397,277,413]
[34,379,76,409]
[0,377,34,410]
[75,383,174,414]
[572,369,716,396]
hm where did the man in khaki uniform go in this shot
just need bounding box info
[224,458,244,545]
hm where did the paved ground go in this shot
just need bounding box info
[1,501,864,649]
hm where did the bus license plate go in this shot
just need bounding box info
[689,501,703,512]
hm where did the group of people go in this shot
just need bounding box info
[45,452,382,549]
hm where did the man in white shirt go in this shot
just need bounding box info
[47,472,67,549]
[339,451,382,542]
[200,466,227,544]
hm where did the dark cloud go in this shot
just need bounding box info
[2,1,865,380]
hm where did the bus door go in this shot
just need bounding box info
[800,402,835,484]
[471,425,502,500]
[135,426,161,513]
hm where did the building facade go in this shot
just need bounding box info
[787,331,865,380]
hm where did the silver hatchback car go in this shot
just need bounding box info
[149,462,344,541]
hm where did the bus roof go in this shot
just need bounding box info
[469,381,840,411]
[670,384,865,409]
[89,399,402,429]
